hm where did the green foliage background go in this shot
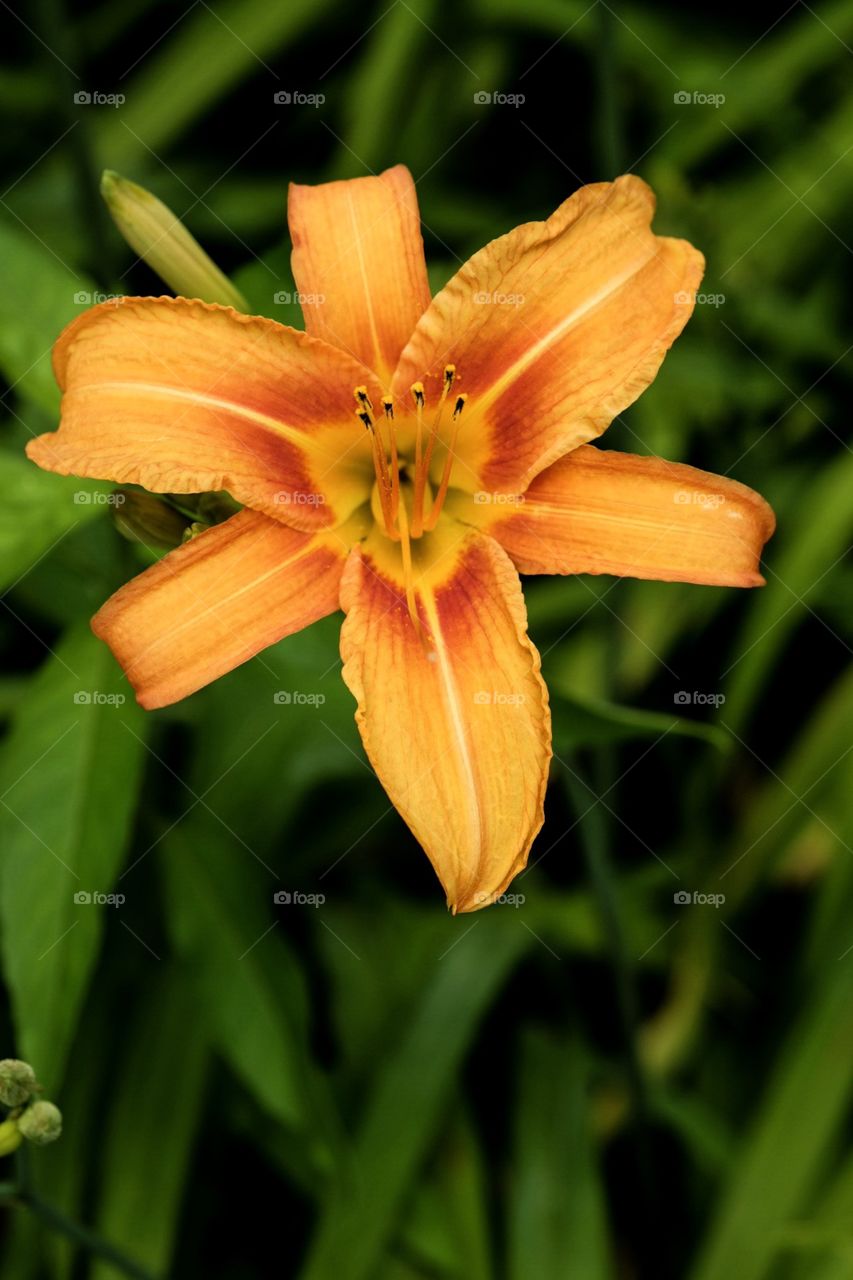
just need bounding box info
[1,0,852,1276]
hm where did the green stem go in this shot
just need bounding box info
[8,1147,156,1280]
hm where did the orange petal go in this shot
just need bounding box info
[473,445,775,586]
[289,164,431,385]
[392,175,704,493]
[27,297,379,530]
[92,508,349,709]
[339,522,551,912]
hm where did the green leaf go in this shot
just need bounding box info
[159,815,334,1165]
[300,915,529,1280]
[509,1029,613,1280]
[0,450,109,596]
[690,952,853,1280]
[90,973,207,1280]
[0,219,95,412]
[0,624,146,1089]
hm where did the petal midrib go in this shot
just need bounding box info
[475,244,658,414]
[75,381,331,455]
[419,584,484,883]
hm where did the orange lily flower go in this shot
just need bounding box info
[26,166,775,912]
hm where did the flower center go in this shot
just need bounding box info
[354,368,467,640]
[353,366,467,545]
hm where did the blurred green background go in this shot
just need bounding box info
[1,0,852,1276]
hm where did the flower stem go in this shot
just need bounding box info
[5,1147,156,1280]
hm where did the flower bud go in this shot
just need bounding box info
[112,488,194,550]
[0,1119,22,1157]
[17,1100,62,1146]
[100,170,247,310]
[0,1059,37,1107]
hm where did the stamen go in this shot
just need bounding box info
[382,396,400,520]
[354,385,373,412]
[424,393,467,531]
[356,406,395,537]
[409,382,425,520]
[413,365,455,536]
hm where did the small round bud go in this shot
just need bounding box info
[0,1059,37,1107]
[18,1100,62,1146]
[0,1118,22,1157]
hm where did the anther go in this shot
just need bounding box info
[354,385,373,412]
[411,383,425,408]
[452,393,467,418]
[356,408,373,431]
[444,365,456,387]
[382,397,394,419]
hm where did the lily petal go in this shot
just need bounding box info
[93,508,350,709]
[289,164,431,384]
[392,175,703,493]
[28,297,380,530]
[339,522,551,912]
[468,445,775,586]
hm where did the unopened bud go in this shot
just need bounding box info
[0,1059,37,1108]
[18,1100,62,1146]
[0,1118,22,1157]
[100,170,247,310]
[112,488,194,550]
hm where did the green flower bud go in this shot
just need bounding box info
[0,1118,22,1157]
[112,488,194,550]
[0,1059,37,1107]
[100,170,248,310]
[17,1100,62,1146]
